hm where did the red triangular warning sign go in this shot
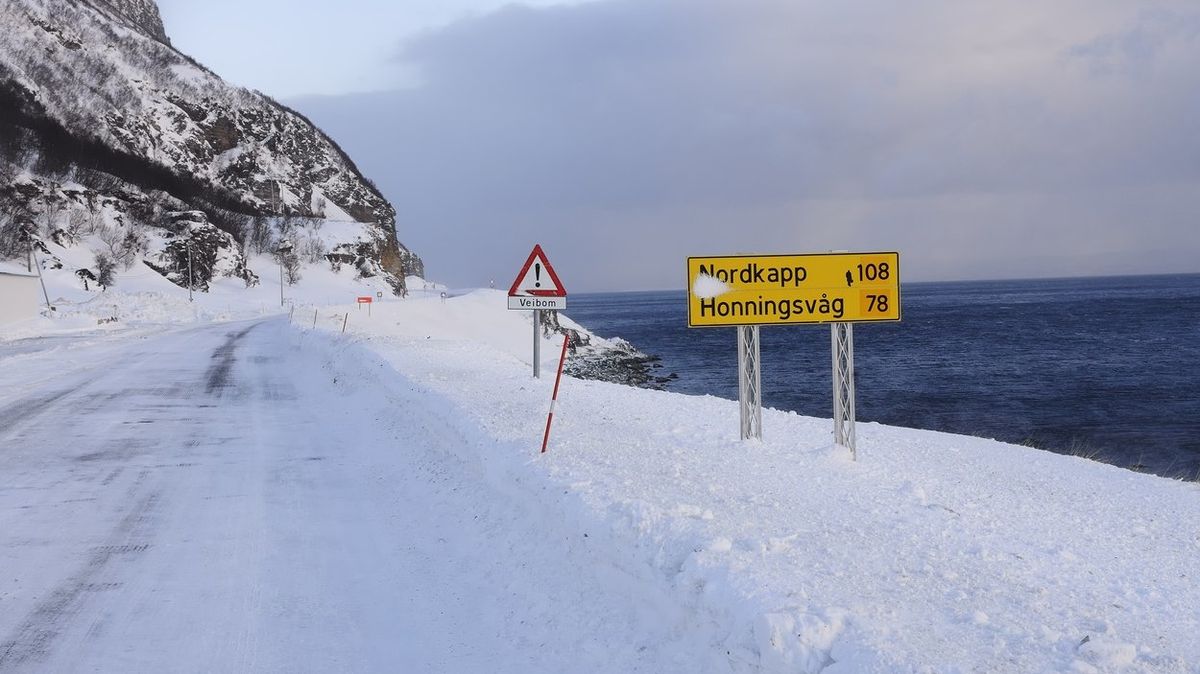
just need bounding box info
[508,244,566,297]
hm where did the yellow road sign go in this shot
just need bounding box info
[687,252,901,327]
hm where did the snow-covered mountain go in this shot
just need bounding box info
[0,0,422,295]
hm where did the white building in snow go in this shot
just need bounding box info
[0,262,41,326]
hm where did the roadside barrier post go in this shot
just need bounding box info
[541,334,571,453]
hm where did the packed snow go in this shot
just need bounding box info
[693,273,733,299]
[2,281,1198,672]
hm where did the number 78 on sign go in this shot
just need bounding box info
[686,251,901,327]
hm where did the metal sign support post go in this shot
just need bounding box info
[831,322,857,459]
[737,325,763,440]
[532,311,541,378]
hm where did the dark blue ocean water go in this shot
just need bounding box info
[567,274,1200,478]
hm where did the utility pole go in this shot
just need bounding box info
[21,223,33,273]
[30,247,52,312]
[275,239,292,308]
[187,237,194,302]
[260,179,281,297]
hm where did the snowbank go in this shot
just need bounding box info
[311,291,1200,673]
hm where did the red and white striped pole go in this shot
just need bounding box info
[541,333,571,453]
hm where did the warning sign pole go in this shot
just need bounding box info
[532,311,541,378]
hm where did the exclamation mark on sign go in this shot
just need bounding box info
[535,263,542,288]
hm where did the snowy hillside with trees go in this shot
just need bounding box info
[0,0,421,298]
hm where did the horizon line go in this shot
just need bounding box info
[564,269,1200,295]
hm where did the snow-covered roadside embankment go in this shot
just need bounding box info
[311,290,1200,673]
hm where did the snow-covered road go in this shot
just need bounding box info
[0,319,702,672]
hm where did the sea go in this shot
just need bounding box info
[566,274,1200,479]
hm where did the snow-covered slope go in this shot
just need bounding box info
[320,291,1199,672]
[0,0,421,294]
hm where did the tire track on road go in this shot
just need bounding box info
[0,320,269,671]
[0,490,160,669]
[203,325,258,395]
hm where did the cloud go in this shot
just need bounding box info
[294,0,1200,291]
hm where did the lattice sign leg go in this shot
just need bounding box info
[831,322,857,459]
[738,325,763,441]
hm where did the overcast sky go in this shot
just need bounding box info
[160,0,1200,291]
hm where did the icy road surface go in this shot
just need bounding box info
[0,319,700,673]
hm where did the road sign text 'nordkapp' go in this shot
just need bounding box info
[687,252,901,327]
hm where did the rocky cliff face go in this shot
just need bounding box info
[0,0,422,294]
[86,0,167,43]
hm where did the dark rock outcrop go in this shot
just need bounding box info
[539,310,677,390]
[85,0,168,43]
